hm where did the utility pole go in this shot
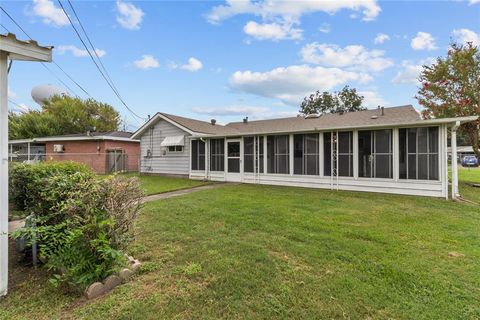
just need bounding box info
[0,33,52,297]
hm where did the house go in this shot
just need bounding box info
[131,105,477,199]
[8,131,140,173]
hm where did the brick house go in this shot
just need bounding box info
[8,132,140,173]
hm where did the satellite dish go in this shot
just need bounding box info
[31,84,69,105]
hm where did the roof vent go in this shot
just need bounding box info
[371,115,378,119]
[305,113,321,119]
[381,106,385,116]
[243,117,248,124]
[211,119,216,125]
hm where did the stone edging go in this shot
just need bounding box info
[85,255,141,299]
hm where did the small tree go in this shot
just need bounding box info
[416,42,480,159]
[9,96,120,139]
[300,85,366,115]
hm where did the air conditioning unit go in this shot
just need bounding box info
[53,144,64,153]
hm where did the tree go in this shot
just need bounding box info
[9,96,120,139]
[417,42,480,159]
[299,85,366,115]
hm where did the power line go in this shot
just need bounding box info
[0,6,92,98]
[57,0,146,122]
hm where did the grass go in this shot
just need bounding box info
[456,166,480,203]
[1,177,479,319]
[123,173,211,195]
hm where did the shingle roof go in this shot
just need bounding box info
[159,113,239,135]
[225,105,422,135]
[42,131,134,139]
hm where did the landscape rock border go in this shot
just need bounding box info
[85,256,141,299]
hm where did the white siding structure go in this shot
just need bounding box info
[132,107,477,199]
[139,118,191,176]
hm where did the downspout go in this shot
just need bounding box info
[451,121,460,200]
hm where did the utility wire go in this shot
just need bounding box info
[0,6,92,98]
[57,0,146,122]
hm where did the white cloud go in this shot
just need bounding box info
[57,45,106,58]
[300,43,393,72]
[359,91,388,108]
[229,65,372,105]
[319,23,331,34]
[374,33,390,44]
[392,58,435,85]
[193,106,298,120]
[411,32,437,51]
[207,0,381,24]
[192,105,269,116]
[32,0,69,27]
[452,28,480,46]
[243,21,302,41]
[116,0,144,30]
[170,57,203,72]
[469,0,480,4]
[133,55,160,70]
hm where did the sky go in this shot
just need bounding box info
[2,0,480,131]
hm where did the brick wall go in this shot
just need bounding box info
[45,139,140,173]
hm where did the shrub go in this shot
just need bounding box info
[9,161,93,211]
[11,163,143,290]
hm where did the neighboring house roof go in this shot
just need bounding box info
[9,131,138,144]
[132,105,478,139]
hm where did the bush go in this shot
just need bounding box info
[11,162,143,290]
[9,161,93,211]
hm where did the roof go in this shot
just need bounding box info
[132,105,479,139]
[0,33,52,62]
[9,131,138,144]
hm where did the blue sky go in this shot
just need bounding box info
[2,0,480,130]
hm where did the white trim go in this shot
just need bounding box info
[9,135,138,143]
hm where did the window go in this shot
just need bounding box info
[244,136,264,173]
[267,135,289,174]
[399,127,439,180]
[323,131,353,177]
[210,139,225,171]
[168,146,183,152]
[358,129,393,178]
[191,140,205,170]
[294,134,319,175]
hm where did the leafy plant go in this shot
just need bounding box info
[11,163,143,290]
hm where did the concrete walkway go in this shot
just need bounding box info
[8,219,25,233]
[142,182,234,203]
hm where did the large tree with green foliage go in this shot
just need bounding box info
[417,42,480,158]
[9,96,120,139]
[299,85,366,115]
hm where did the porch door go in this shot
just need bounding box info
[226,140,242,182]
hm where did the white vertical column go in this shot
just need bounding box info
[319,132,324,178]
[451,122,460,199]
[27,142,31,162]
[0,52,9,297]
[393,128,399,182]
[263,135,267,174]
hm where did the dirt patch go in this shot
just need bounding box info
[448,251,465,258]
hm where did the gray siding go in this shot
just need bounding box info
[139,119,191,175]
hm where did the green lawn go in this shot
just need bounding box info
[124,173,211,195]
[457,166,480,203]
[1,180,479,319]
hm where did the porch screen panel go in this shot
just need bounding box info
[191,140,205,170]
[338,131,353,177]
[244,136,264,173]
[358,129,393,178]
[323,132,331,176]
[267,135,289,174]
[210,139,224,171]
[294,134,319,175]
[399,127,439,180]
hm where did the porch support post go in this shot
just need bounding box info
[451,121,460,200]
[0,51,9,297]
[27,142,31,162]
